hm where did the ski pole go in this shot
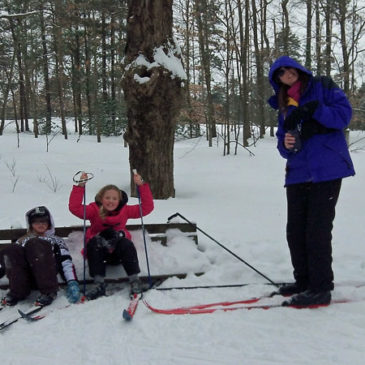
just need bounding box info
[133,169,152,288]
[167,212,279,287]
[73,171,94,295]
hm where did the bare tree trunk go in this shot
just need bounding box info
[179,0,197,138]
[281,0,290,54]
[0,53,15,135]
[315,0,322,75]
[53,0,67,139]
[305,0,312,70]
[73,28,83,136]
[40,5,52,133]
[324,0,333,76]
[222,0,232,155]
[336,0,350,93]
[11,89,19,134]
[101,10,108,106]
[251,0,265,138]
[30,72,39,138]
[83,11,93,136]
[92,13,101,143]
[122,0,185,199]
[237,0,250,146]
[9,18,26,132]
[195,0,216,146]
[110,12,116,135]
[19,17,31,132]
[260,0,274,137]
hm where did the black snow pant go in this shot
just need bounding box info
[86,236,140,278]
[286,179,342,292]
[1,238,59,299]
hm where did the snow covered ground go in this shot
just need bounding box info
[1,121,365,365]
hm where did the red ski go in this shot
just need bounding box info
[123,293,142,321]
[142,298,351,315]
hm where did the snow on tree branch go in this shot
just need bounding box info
[0,10,39,19]
[126,40,187,84]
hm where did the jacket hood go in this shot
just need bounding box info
[25,206,55,236]
[268,56,312,93]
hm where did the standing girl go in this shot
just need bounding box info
[68,172,154,300]
[268,56,355,306]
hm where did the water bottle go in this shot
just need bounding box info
[288,129,302,153]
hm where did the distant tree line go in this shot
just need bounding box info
[0,0,364,150]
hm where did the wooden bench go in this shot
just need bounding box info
[0,222,198,248]
[0,222,201,288]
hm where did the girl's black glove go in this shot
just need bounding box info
[284,101,319,131]
[99,228,125,253]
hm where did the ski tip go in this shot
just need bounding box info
[123,309,133,321]
[18,309,33,321]
[18,307,45,322]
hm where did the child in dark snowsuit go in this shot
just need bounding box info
[0,206,80,306]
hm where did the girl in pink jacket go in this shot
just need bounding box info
[69,172,154,300]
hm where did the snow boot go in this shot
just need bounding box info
[282,289,331,307]
[36,292,57,306]
[278,282,307,296]
[129,278,150,295]
[86,283,106,301]
[1,292,22,306]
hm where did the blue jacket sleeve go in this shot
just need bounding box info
[276,115,293,159]
[312,77,352,130]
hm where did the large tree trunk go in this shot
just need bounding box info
[122,0,185,199]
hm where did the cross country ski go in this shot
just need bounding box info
[142,297,353,315]
[0,305,43,331]
[123,293,142,321]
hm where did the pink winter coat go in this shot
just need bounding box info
[68,184,154,244]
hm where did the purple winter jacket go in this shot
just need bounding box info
[268,56,355,186]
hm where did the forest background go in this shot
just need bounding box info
[0,0,364,170]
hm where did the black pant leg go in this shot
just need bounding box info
[286,183,310,288]
[306,179,342,292]
[87,236,107,277]
[24,238,59,294]
[110,237,140,276]
[1,244,32,299]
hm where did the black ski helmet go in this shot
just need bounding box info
[28,206,51,226]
